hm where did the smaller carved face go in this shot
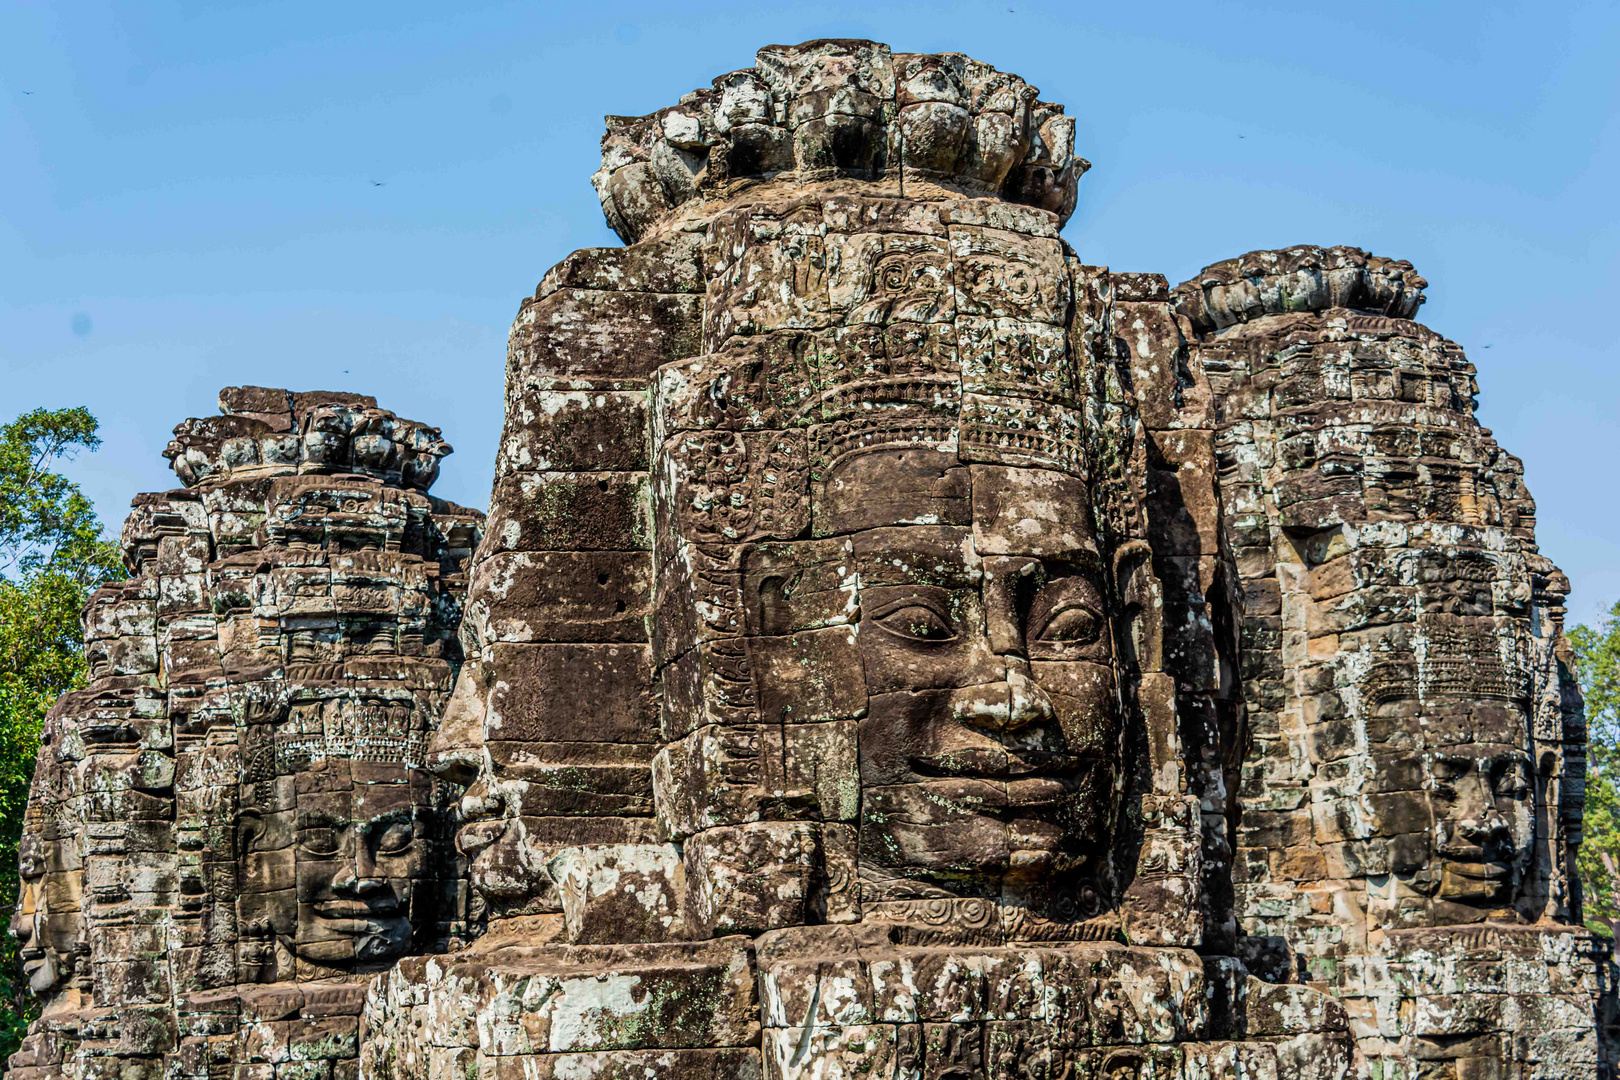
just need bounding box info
[241,778,425,966]
[427,660,549,918]
[858,241,953,323]
[1101,1051,1144,1080]
[1427,745,1534,903]
[1358,611,1537,914]
[9,834,72,995]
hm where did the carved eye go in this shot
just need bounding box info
[298,828,340,858]
[1430,756,1471,783]
[1033,602,1102,646]
[1492,761,1530,799]
[374,822,415,856]
[873,600,956,642]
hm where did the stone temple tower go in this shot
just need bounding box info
[7,388,482,1079]
[365,38,1362,1079]
[1172,248,1600,1075]
[8,38,1606,1080]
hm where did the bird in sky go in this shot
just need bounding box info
[22,90,34,95]
[1482,344,1494,349]
[371,180,386,187]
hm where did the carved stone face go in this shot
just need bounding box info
[240,770,427,966]
[430,186,1130,931]
[1362,614,1535,912]
[836,452,1119,901]
[1427,744,1534,903]
[429,663,543,917]
[9,833,75,995]
[1416,620,1536,905]
[641,190,1124,921]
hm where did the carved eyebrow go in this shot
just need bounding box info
[866,590,958,630]
[363,809,415,830]
[861,580,959,604]
[295,811,345,830]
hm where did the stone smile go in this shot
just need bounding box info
[911,749,1082,779]
[315,900,400,920]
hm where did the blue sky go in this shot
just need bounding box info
[3,0,1616,625]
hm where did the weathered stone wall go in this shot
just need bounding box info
[6,388,481,1079]
[1171,246,1603,1076]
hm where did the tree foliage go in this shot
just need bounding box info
[1573,601,1620,935]
[0,408,124,1057]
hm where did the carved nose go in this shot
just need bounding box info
[456,816,509,859]
[459,783,503,823]
[983,557,1032,658]
[1005,660,1055,732]
[430,745,483,789]
[957,662,1055,734]
[332,864,387,897]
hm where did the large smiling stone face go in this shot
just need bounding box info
[836,454,1120,906]
[638,186,1142,931]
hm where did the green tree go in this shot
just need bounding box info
[1573,601,1620,936]
[0,408,124,1057]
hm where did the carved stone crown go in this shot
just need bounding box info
[267,693,434,774]
[163,385,452,491]
[594,39,1087,243]
[1170,244,1428,332]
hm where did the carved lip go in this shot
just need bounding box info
[1004,777,1073,809]
[1437,840,1511,865]
[912,749,1081,780]
[1440,856,1510,881]
[315,899,400,920]
[908,767,1075,811]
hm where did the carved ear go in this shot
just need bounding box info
[235,809,267,861]
[1113,540,1163,674]
[754,575,792,636]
